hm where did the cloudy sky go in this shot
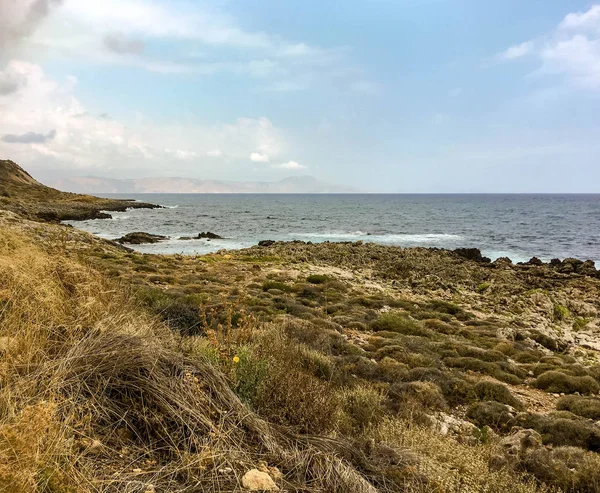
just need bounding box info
[1,0,599,192]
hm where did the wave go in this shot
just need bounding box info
[290,232,464,242]
[161,205,179,209]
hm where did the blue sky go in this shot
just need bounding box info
[1,0,599,192]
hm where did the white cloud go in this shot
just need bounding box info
[498,41,534,60]
[499,5,600,88]
[273,161,305,170]
[541,35,600,87]
[0,60,291,175]
[559,5,600,32]
[28,0,330,73]
[250,152,270,163]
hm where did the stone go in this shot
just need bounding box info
[433,412,478,439]
[115,232,167,244]
[197,231,223,239]
[453,248,491,263]
[580,260,597,276]
[526,257,543,266]
[241,469,279,491]
[499,428,542,459]
[258,240,276,247]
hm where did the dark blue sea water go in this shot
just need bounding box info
[65,194,600,263]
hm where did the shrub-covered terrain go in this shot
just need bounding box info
[2,200,600,492]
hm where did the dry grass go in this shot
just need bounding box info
[0,229,380,492]
[370,418,550,493]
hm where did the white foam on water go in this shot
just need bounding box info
[290,232,464,243]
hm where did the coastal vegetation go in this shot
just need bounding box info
[1,161,600,492]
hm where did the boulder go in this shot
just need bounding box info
[526,257,543,266]
[489,428,543,472]
[499,428,542,458]
[580,260,597,277]
[453,248,491,263]
[560,258,583,274]
[197,232,223,239]
[116,232,167,244]
[241,469,279,491]
[258,240,276,247]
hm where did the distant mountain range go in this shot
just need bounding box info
[48,175,356,194]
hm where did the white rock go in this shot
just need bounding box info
[241,469,279,491]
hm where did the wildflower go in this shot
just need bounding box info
[233,355,240,364]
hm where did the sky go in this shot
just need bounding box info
[1,0,600,192]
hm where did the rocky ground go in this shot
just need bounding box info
[3,205,600,491]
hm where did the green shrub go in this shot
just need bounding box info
[444,357,524,385]
[466,401,514,431]
[262,280,291,292]
[513,413,600,451]
[573,317,588,331]
[439,377,475,405]
[388,381,447,411]
[338,385,384,432]
[371,313,430,337]
[425,300,473,321]
[136,288,203,334]
[473,381,522,409]
[233,347,270,404]
[553,304,570,321]
[522,446,600,493]
[534,371,600,395]
[306,274,329,284]
[476,282,491,293]
[557,395,600,420]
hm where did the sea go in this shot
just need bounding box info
[65,194,600,264]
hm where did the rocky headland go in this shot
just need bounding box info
[0,159,160,222]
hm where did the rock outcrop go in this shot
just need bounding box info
[116,232,167,244]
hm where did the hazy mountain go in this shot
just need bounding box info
[48,175,356,194]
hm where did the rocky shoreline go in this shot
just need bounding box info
[0,159,160,222]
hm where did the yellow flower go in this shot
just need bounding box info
[233,356,240,364]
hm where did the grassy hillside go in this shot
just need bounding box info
[0,160,159,222]
[2,208,600,492]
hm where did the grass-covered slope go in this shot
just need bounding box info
[0,160,159,222]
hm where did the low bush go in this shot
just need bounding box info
[553,304,570,321]
[337,385,384,432]
[557,395,600,420]
[371,313,431,337]
[534,371,600,395]
[444,357,524,385]
[306,274,329,284]
[522,446,600,493]
[425,300,473,321]
[262,280,291,292]
[388,381,447,411]
[513,413,600,451]
[473,381,522,409]
[466,401,514,431]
